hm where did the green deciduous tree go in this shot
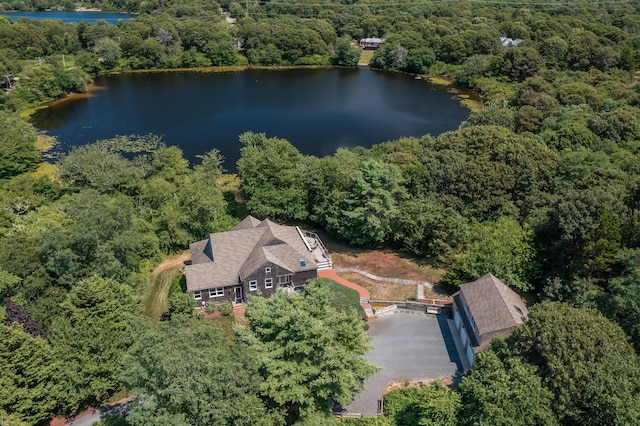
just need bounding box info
[599,248,640,351]
[92,37,121,69]
[442,217,536,291]
[391,197,470,262]
[383,382,460,426]
[40,190,161,287]
[121,319,279,426]
[57,144,142,194]
[508,302,640,425]
[235,282,378,424]
[457,347,557,426]
[237,132,308,220]
[327,159,407,246]
[0,111,40,180]
[331,37,361,66]
[427,126,558,219]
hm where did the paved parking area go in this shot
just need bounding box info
[346,311,462,416]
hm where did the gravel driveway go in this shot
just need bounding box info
[346,311,462,416]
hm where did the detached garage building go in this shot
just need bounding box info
[452,273,529,368]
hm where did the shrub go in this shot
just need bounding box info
[219,302,233,316]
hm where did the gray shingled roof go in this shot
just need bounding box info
[458,273,528,340]
[189,238,213,264]
[233,215,261,231]
[185,216,316,291]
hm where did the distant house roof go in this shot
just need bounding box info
[500,36,523,47]
[185,216,316,291]
[359,37,384,47]
[454,273,528,351]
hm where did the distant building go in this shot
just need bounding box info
[500,36,523,47]
[184,216,331,306]
[452,273,529,367]
[359,37,384,49]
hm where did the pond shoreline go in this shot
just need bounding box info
[29,65,477,163]
[27,64,481,120]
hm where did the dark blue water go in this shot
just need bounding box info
[0,11,135,24]
[30,68,470,170]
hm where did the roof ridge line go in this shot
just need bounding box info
[489,274,521,325]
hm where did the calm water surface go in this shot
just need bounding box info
[31,67,469,170]
[0,11,135,23]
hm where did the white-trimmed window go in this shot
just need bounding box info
[265,267,272,274]
[209,287,224,298]
[194,290,202,300]
[277,274,291,285]
[265,278,273,288]
[249,280,258,291]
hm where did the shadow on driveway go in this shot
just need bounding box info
[345,311,462,416]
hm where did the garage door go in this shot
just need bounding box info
[466,344,474,366]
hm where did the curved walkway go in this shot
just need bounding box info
[318,269,370,300]
[334,267,434,289]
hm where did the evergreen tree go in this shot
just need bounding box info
[0,323,63,425]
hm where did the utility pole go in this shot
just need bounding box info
[3,74,12,89]
[62,53,66,68]
[245,0,249,18]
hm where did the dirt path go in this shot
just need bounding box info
[144,251,191,323]
[151,250,190,278]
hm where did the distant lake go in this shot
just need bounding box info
[0,11,135,24]
[30,67,471,171]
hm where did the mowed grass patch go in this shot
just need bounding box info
[143,268,180,324]
[359,50,375,65]
[320,278,365,318]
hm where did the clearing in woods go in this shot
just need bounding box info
[142,234,450,319]
[142,251,190,323]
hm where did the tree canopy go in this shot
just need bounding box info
[508,302,640,425]
[121,319,278,426]
[235,282,378,424]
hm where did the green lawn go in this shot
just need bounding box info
[319,278,366,318]
[143,269,180,324]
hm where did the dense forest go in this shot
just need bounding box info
[2,0,640,424]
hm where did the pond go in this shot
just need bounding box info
[0,10,135,24]
[30,67,471,171]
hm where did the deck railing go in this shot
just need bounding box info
[304,231,332,268]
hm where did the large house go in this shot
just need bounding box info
[359,37,384,49]
[452,273,529,367]
[184,216,332,306]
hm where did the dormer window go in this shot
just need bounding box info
[265,267,271,274]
